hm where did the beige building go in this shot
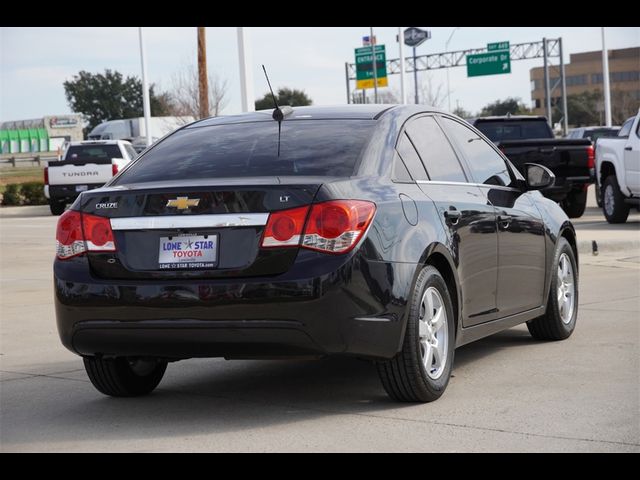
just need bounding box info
[530,47,639,125]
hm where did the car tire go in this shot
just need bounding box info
[595,182,602,208]
[377,265,455,403]
[602,175,630,224]
[49,200,66,216]
[83,356,167,397]
[527,237,578,341]
[560,190,587,218]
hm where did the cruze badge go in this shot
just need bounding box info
[166,197,200,210]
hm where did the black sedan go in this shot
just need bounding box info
[54,105,579,402]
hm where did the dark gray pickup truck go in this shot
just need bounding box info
[471,115,594,218]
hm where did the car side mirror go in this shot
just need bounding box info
[524,163,555,190]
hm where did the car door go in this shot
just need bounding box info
[438,115,547,319]
[623,117,640,194]
[403,115,500,327]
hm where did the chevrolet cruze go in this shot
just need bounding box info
[54,105,579,402]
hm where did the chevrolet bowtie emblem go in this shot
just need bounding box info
[166,197,200,210]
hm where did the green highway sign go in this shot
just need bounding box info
[355,45,388,89]
[487,41,509,51]
[467,51,511,77]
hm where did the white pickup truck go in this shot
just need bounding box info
[596,111,640,223]
[44,140,137,215]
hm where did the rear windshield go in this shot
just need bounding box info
[114,120,374,184]
[66,144,122,159]
[475,120,552,142]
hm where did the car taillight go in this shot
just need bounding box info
[56,211,116,260]
[261,205,309,248]
[56,210,85,259]
[112,163,119,176]
[81,213,116,251]
[587,145,595,169]
[261,200,377,254]
[44,167,49,185]
[302,200,376,254]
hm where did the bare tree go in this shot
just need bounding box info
[169,62,228,121]
[418,75,446,108]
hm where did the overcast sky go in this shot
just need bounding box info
[1,26,638,121]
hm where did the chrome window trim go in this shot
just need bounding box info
[110,213,269,230]
[416,180,521,192]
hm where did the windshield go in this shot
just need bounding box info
[475,120,552,142]
[114,120,375,184]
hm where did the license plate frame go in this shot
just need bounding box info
[158,233,218,269]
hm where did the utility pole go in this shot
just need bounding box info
[370,27,378,103]
[237,27,255,112]
[398,27,407,104]
[138,27,152,147]
[559,37,568,134]
[601,27,612,127]
[197,27,209,119]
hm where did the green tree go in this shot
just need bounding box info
[255,87,313,110]
[63,69,170,131]
[452,106,471,119]
[562,90,602,127]
[479,97,531,116]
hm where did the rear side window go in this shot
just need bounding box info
[66,145,122,160]
[405,116,467,182]
[396,132,428,181]
[440,117,513,187]
[114,120,374,184]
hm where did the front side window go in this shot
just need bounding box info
[404,116,467,182]
[440,117,514,187]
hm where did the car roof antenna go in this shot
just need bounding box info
[262,65,292,157]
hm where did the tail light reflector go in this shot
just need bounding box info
[56,211,116,259]
[587,145,595,169]
[112,163,119,176]
[44,167,49,185]
[261,200,376,254]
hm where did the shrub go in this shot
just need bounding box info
[21,182,47,205]
[2,184,25,206]
[1,182,47,206]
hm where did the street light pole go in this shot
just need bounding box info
[370,27,378,104]
[398,27,407,104]
[138,27,152,147]
[445,27,459,112]
[237,27,255,113]
[601,27,612,127]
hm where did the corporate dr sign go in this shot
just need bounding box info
[466,51,511,77]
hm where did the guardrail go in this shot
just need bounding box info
[0,154,57,167]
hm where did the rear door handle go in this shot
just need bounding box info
[625,146,633,151]
[498,214,512,229]
[444,209,461,225]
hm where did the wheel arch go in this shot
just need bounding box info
[417,243,461,341]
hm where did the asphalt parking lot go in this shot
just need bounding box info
[1,196,638,452]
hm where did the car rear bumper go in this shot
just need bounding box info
[48,183,105,203]
[54,252,415,360]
